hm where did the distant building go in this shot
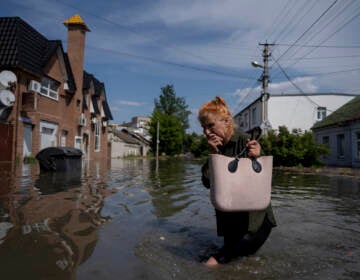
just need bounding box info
[108,127,150,158]
[115,116,151,140]
[312,96,360,167]
[0,15,113,162]
[234,93,358,133]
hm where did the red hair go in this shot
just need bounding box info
[198,96,232,126]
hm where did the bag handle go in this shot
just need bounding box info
[228,127,262,173]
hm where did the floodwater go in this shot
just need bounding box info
[0,158,359,280]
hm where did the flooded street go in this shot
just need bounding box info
[0,159,359,280]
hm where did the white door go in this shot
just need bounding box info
[74,136,82,150]
[61,130,67,147]
[23,124,32,157]
[40,121,58,150]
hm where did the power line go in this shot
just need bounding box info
[86,45,256,80]
[271,5,360,80]
[271,58,354,121]
[266,0,298,41]
[305,67,360,77]
[283,7,360,67]
[273,0,356,71]
[271,0,338,66]
[272,0,318,44]
[271,67,360,81]
[272,0,360,77]
[283,55,360,60]
[274,43,360,48]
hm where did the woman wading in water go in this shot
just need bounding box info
[198,96,276,266]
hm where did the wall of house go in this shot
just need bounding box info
[13,70,38,161]
[235,94,356,133]
[110,138,141,158]
[0,17,112,163]
[351,122,360,168]
[235,101,262,132]
[268,95,355,132]
[13,52,79,160]
[314,126,353,167]
[0,123,14,161]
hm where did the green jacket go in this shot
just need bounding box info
[201,129,277,234]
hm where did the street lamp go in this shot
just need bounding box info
[251,61,264,68]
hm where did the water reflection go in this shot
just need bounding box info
[147,159,194,218]
[0,159,112,280]
[0,159,359,279]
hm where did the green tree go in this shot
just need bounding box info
[184,133,209,157]
[154,84,191,132]
[149,110,183,156]
[150,85,191,156]
[260,126,329,167]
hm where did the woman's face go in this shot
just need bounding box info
[202,114,232,145]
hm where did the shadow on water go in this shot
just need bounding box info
[0,159,359,279]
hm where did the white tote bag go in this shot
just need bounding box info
[209,154,273,212]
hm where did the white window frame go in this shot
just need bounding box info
[39,121,58,149]
[74,136,82,150]
[40,77,59,100]
[94,122,101,152]
[317,107,327,121]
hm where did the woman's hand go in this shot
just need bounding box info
[246,139,261,158]
[207,134,223,153]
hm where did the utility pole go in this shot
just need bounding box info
[259,42,274,135]
[156,119,159,160]
[252,41,274,135]
[155,119,160,172]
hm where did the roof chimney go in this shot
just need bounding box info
[63,14,90,97]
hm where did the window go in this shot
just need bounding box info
[94,122,100,151]
[244,113,249,128]
[40,77,59,100]
[317,107,327,120]
[322,136,330,146]
[41,127,54,135]
[74,136,82,150]
[337,134,345,159]
[251,107,257,125]
[357,132,360,159]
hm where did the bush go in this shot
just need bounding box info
[260,126,329,167]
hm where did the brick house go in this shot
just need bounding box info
[0,15,113,162]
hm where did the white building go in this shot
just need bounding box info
[115,116,151,141]
[234,93,359,133]
[108,127,150,158]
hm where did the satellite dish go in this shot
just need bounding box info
[0,89,15,107]
[0,70,17,89]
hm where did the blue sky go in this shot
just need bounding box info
[1,0,360,133]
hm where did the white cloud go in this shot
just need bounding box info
[269,77,318,93]
[110,106,121,112]
[232,76,319,111]
[115,100,145,106]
